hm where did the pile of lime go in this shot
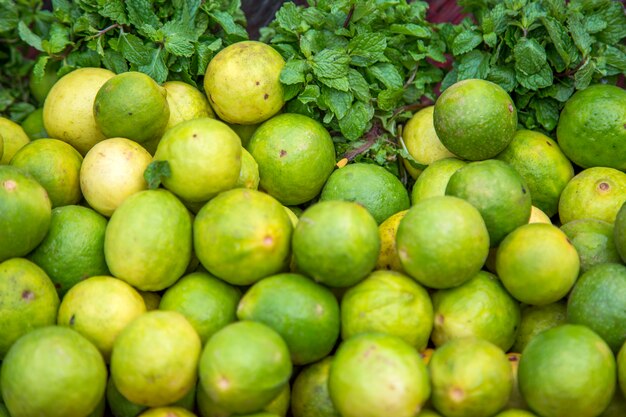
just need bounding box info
[1,39,625,417]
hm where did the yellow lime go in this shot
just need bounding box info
[529,206,551,224]
[163,80,215,130]
[291,357,340,417]
[228,122,259,148]
[138,407,197,417]
[512,302,567,353]
[411,157,467,204]
[0,117,30,164]
[20,108,48,140]
[235,147,260,190]
[376,209,407,272]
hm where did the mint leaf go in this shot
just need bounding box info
[368,63,403,90]
[321,87,353,120]
[604,45,626,72]
[487,65,516,92]
[275,2,301,34]
[377,88,404,112]
[457,50,490,80]
[452,29,483,55]
[574,58,594,90]
[530,98,559,131]
[32,55,50,79]
[102,49,128,73]
[126,0,160,29]
[347,69,370,102]
[162,21,195,57]
[298,84,320,104]
[318,76,350,92]
[280,59,307,85]
[540,16,578,67]
[348,33,386,67]
[339,101,374,141]
[514,37,548,75]
[144,160,171,189]
[311,49,350,79]
[209,10,248,39]
[516,63,553,90]
[389,23,430,38]
[98,0,128,24]
[567,14,592,57]
[138,47,168,84]
[41,22,71,54]
[0,2,19,33]
[18,21,43,51]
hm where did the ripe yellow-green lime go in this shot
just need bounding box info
[559,167,626,224]
[138,407,197,417]
[163,80,215,130]
[93,71,170,143]
[204,41,285,125]
[429,338,512,417]
[293,200,380,287]
[496,129,574,217]
[0,326,107,417]
[616,203,626,263]
[43,67,115,155]
[196,379,289,417]
[519,324,615,417]
[329,333,430,417]
[341,270,433,350]
[529,205,551,224]
[375,209,407,272]
[0,258,59,358]
[0,117,30,164]
[494,411,537,417]
[561,219,621,274]
[411,158,467,204]
[320,163,410,224]
[0,165,51,262]
[10,138,83,207]
[397,196,489,289]
[111,311,201,407]
[57,275,146,361]
[152,118,242,202]
[80,137,152,216]
[434,79,517,161]
[228,122,259,148]
[619,342,626,399]
[248,113,336,205]
[20,108,48,140]
[291,357,340,417]
[236,147,260,190]
[557,84,626,171]
[0,133,3,162]
[198,321,292,414]
[512,302,567,353]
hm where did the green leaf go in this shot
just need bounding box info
[514,37,548,75]
[42,22,72,54]
[0,2,19,33]
[119,33,151,66]
[282,83,302,101]
[368,63,403,90]
[102,49,129,73]
[297,84,320,104]
[311,49,350,79]
[98,0,128,24]
[529,98,559,131]
[338,101,374,141]
[32,55,50,80]
[318,76,350,92]
[302,7,326,27]
[540,16,578,68]
[138,47,168,84]
[321,87,353,120]
[193,38,221,76]
[377,88,404,112]
[452,29,483,56]
[347,69,370,102]
[274,1,301,34]
[567,14,593,57]
[486,65,517,92]
[162,21,195,57]
[348,33,386,67]
[126,0,160,29]
[604,45,626,72]
[541,81,575,102]
[457,50,491,80]
[584,14,606,34]
[574,59,595,90]
[209,10,248,39]
[595,2,626,45]
[9,102,36,123]
[516,63,553,90]
[389,23,431,38]
[280,59,307,85]
[144,160,171,189]
[18,21,43,51]
[483,32,498,48]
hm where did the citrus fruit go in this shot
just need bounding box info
[229,123,259,148]
[518,324,615,417]
[397,196,489,289]
[93,71,170,143]
[21,107,48,140]
[567,263,626,352]
[291,357,340,417]
[417,411,444,417]
[431,271,521,351]
[0,258,59,358]
[446,159,532,246]
[506,353,528,410]
[558,167,626,224]
[194,188,292,286]
[292,200,380,287]
[494,411,537,417]
[496,129,574,217]
[105,189,192,291]
[111,311,201,407]
[248,113,336,205]
[556,84,626,171]
[0,117,30,164]
[0,165,51,262]
[1,326,107,417]
[204,41,285,125]
[616,203,626,263]
[600,391,626,417]
[0,132,3,162]
[433,78,517,160]
[198,321,292,414]
[236,148,260,190]
[237,273,340,365]
[561,219,621,274]
[341,270,433,350]
[329,333,431,417]
[512,302,567,353]
[29,62,59,104]
[429,338,512,417]
[375,209,407,272]
[106,377,196,417]
[138,408,197,417]
[618,342,626,398]
[139,291,161,311]
[320,163,410,224]
[411,157,467,204]
[80,137,152,216]
[43,67,115,155]
[57,275,147,361]
[0,405,7,417]
[159,271,241,344]
[163,80,215,130]
[196,381,289,417]
[528,205,551,224]
[263,383,290,417]
[10,138,83,207]
[152,118,242,202]
[496,223,579,305]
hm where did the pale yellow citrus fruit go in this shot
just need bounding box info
[164,80,215,130]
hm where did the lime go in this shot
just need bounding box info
[411,158,467,204]
[561,219,621,274]
[227,123,259,148]
[248,113,336,205]
[1,326,107,417]
[159,272,241,344]
[397,196,489,289]
[106,377,196,417]
[616,203,626,263]
[512,302,567,353]
[237,273,340,365]
[21,107,48,140]
[138,408,197,417]
[557,84,626,171]
[0,258,59,358]
[0,117,30,164]
[291,357,340,417]
[236,148,260,190]
[111,311,201,407]
[29,62,59,104]
[196,381,289,417]
[292,200,380,287]
[429,338,512,417]
[417,411,444,417]
[433,79,517,161]
[10,138,83,207]
[528,206,551,224]
[329,333,430,417]
[320,163,410,224]
[204,41,285,125]
[194,188,292,286]
[163,80,215,130]
[518,324,615,417]
[198,321,292,414]
[496,223,579,305]
[506,353,528,410]
[94,71,170,143]
[494,411,537,417]
[43,67,115,155]
[558,167,626,224]
[341,270,433,350]
[375,209,407,272]
[600,391,626,417]
[139,291,161,311]
[431,271,521,351]
[618,342,626,399]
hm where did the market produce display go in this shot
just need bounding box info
[0,1,626,417]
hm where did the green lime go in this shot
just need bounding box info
[292,200,380,287]
[397,196,489,289]
[248,113,336,205]
[512,302,567,353]
[29,62,59,104]
[416,411,444,417]
[329,333,430,417]
[106,377,196,417]
[0,405,7,417]
[411,158,467,204]
[196,381,289,417]
[228,123,259,148]
[163,80,215,130]
[320,163,410,224]
[429,338,512,417]
[518,324,615,417]
[506,353,528,410]
[494,411,537,417]
[139,291,161,311]
[21,108,48,140]
[375,210,407,272]
[291,357,340,417]
[341,270,433,351]
[496,223,579,305]
[600,391,626,417]
[616,203,626,263]
[618,342,626,399]
[561,219,621,274]
[1,326,107,417]
[433,79,517,161]
[0,116,30,164]
[236,148,260,190]
[138,408,196,417]
[237,273,340,365]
